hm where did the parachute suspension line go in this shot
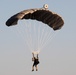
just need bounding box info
[40,31,54,50]
[41,30,59,50]
[32,21,42,52]
[38,24,48,51]
[37,22,42,52]
[32,21,48,52]
[38,26,53,51]
[15,22,33,51]
[25,20,35,52]
[15,20,59,54]
[35,21,44,52]
[18,20,31,49]
[23,20,41,53]
[39,28,53,50]
[29,21,36,51]
[32,21,54,52]
[30,22,36,51]
[33,21,38,51]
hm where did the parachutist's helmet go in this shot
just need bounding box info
[43,4,48,9]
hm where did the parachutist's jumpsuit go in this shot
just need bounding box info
[32,53,39,71]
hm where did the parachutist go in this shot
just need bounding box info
[32,52,40,71]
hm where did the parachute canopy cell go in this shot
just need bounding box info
[6,5,64,30]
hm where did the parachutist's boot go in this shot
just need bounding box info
[32,69,34,71]
[36,65,38,71]
[32,66,34,71]
[36,69,38,71]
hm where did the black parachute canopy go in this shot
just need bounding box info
[6,5,64,30]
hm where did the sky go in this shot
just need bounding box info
[0,0,76,75]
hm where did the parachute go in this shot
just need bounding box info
[6,4,64,31]
[6,4,64,52]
